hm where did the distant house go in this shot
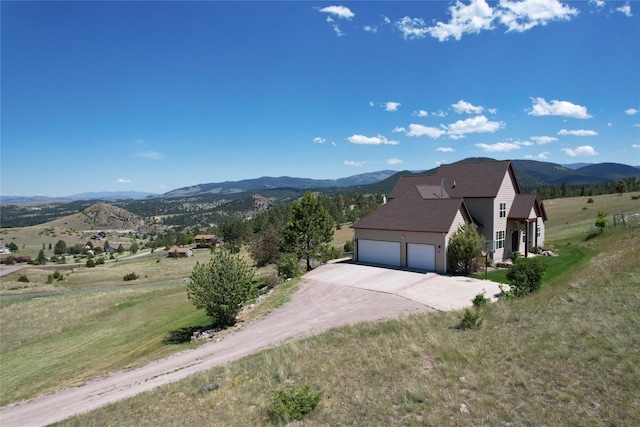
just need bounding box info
[105,243,127,254]
[194,234,223,248]
[0,247,10,254]
[168,247,193,257]
[352,160,547,273]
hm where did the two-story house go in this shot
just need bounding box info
[351,160,547,273]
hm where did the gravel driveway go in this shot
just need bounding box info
[0,263,498,427]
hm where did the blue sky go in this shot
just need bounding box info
[1,1,639,197]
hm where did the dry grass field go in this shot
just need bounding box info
[1,192,639,424]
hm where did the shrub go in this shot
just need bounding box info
[587,197,594,203]
[266,384,323,424]
[46,275,53,284]
[123,272,139,281]
[95,257,105,265]
[277,253,303,280]
[52,270,63,281]
[4,256,15,265]
[343,239,354,253]
[319,244,342,263]
[187,250,254,328]
[506,257,546,298]
[17,275,29,283]
[86,259,96,268]
[458,308,483,330]
[472,292,490,308]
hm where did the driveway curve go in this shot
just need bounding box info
[0,263,498,427]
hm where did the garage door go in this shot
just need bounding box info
[357,240,401,267]
[407,243,436,271]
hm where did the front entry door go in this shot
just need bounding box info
[511,229,520,254]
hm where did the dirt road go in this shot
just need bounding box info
[0,273,433,427]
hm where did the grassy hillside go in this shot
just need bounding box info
[1,192,638,424]
[60,192,639,426]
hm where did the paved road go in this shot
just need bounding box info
[0,263,499,427]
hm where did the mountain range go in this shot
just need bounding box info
[1,160,638,204]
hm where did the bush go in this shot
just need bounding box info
[95,257,105,265]
[319,244,342,263]
[447,223,481,275]
[458,308,483,330]
[277,253,303,280]
[472,292,490,308]
[506,257,546,298]
[123,272,139,281]
[187,250,254,328]
[4,256,15,265]
[266,384,323,424]
[52,270,63,281]
[343,239,354,253]
[85,259,96,268]
[17,275,29,283]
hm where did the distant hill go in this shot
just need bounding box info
[47,202,148,231]
[162,171,398,197]
[0,191,156,204]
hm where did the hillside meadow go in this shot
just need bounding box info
[1,192,639,424]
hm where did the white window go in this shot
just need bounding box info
[499,202,506,218]
[496,230,505,249]
[537,224,541,237]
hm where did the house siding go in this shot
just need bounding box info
[494,171,518,260]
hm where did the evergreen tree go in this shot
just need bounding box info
[53,240,67,255]
[37,249,47,265]
[282,191,334,271]
[447,223,481,275]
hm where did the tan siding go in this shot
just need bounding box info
[493,171,518,260]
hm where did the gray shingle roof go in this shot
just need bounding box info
[352,198,472,233]
[390,160,520,200]
[509,194,548,221]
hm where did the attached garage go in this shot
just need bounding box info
[357,239,401,267]
[407,243,436,271]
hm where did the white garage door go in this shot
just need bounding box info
[407,243,436,271]
[357,240,401,267]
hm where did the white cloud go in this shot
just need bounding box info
[393,126,406,133]
[135,150,163,160]
[498,0,579,33]
[562,146,598,157]
[524,152,550,160]
[313,137,326,144]
[625,108,639,115]
[488,108,498,114]
[632,144,640,149]
[369,101,375,107]
[558,129,598,136]
[318,5,354,20]
[395,16,430,39]
[331,24,345,37]
[331,141,337,147]
[413,109,428,117]
[432,110,447,117]
[386,158,403,165]
[427,0,495,41]
[406,124,447,138]
[452,99,484,114]
[530,135,558,144]
[384,101,401,112]
[528,97,592,119]
[134,138,146,145]
[476,142,521,152]
[344,160,368,167]
[117,178,132,183]
[347,134,399,145]
[616,2,632,17]
[590,0,605,7]
[363,25,378,33]
[436,147,456,152]
[445,115,505,136]
[395,0,579,42]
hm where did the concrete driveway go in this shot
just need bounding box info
[304,261,503,311]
